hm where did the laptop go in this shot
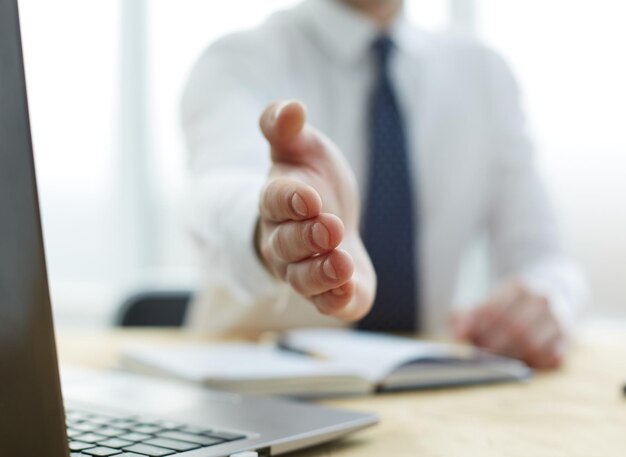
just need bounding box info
[0,1,378,456]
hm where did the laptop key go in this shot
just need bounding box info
[90,415,116,426]
[143,437,200,452]
[69,441,96,451]
[98,438,134,449]
[82,447,123,456]
[74,422,101,433]
[153,420,183,430]
[123,444,176,456]
[131,424,163,434]
[119,432,152,442]
[67,427,83,438]
[97,427,126,437]
[158,430,223,446]
[65,408,242,456]
[111,419,137,429]
[76,433,108,443]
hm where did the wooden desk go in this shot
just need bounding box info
[57,328,626,457]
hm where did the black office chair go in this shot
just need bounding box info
[115,290,192,327]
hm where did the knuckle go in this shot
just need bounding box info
[274,222,313,262]
[274,191,290,219]
[261,179,292,219]
[260,180,277,207]
[260,242,274,265]
[285,268,309,297]
[270,229,287,261]
[260,246,282,279]
[274,264,287,280]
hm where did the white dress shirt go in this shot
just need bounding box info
[180,0,586,335]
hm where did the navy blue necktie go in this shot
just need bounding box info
[358,36,419,332]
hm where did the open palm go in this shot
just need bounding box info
[256,101,376,320]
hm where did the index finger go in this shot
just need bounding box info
[259,177,322,222]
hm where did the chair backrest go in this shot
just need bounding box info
[116,290,192,327]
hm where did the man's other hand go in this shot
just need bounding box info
[256,100,376,321]
[452,280,566,369]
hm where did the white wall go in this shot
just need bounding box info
[477,0,626,317]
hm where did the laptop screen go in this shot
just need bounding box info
[0,0,68,455]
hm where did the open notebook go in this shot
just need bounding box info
[121,328,532,397]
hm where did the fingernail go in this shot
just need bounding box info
[273,100,291,121]
[312,222,330,249]
[323,257,337,280]
[291,193,308,217]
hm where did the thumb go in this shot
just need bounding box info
[259,100,326,166]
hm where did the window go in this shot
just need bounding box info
[20,0,123,325]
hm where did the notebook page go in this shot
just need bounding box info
[281,328,475,382]
[122,343,357,382]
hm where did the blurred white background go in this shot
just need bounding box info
[17,0,626,327]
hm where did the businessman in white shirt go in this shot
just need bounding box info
[181,0,586,368]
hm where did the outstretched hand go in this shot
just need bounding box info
[256,100,376,320]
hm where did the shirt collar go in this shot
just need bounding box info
[297,0,424,64]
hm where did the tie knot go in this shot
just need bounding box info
[372,35,394,67]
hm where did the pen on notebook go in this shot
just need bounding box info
[276,340,327,360]
[258,331,326,359]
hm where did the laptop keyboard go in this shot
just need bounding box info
[66,409,247,456]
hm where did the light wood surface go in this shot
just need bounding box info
[56,328,626,457]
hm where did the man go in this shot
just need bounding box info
[181,0,586,368]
